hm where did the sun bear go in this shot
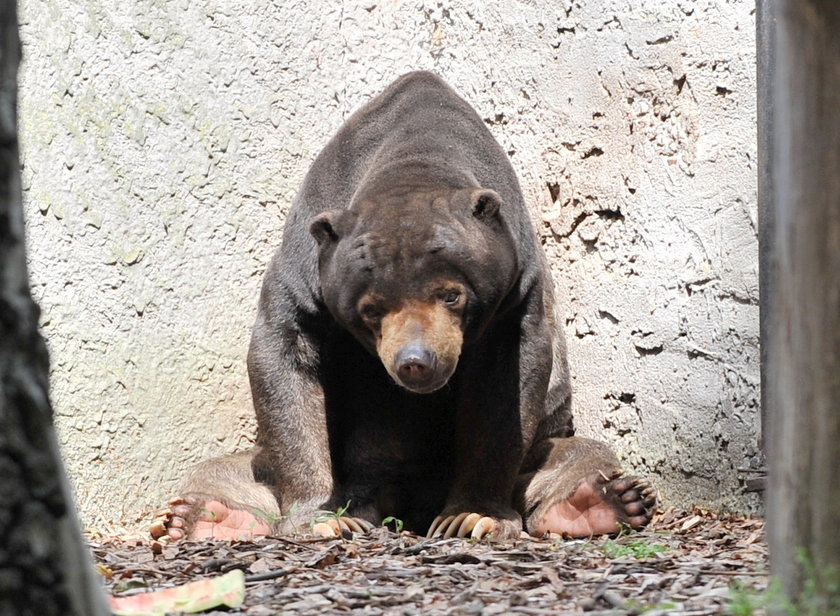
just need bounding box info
[151,71,655,542]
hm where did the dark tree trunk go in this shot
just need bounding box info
[763,0,840,609]
[0,2,108,614]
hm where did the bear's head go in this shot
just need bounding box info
[310,187,519,394]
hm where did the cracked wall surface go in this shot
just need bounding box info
[18,0,760,527]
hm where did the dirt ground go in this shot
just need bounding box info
[92,508,768,615]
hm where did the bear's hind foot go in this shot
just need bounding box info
[529,473,657,538]
[150,495,272,541]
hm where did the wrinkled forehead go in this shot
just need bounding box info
[362,218,470,253]
[353,186,473,218]
[350,227,464,277]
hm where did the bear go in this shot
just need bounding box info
[151,71,655,542]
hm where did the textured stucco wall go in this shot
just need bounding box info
[18,0,760,528]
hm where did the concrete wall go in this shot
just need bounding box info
[18,0,760,528]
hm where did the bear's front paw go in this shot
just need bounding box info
[428,511,522,541]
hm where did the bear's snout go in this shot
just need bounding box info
[395,344,438,390]
[376,299,463,394]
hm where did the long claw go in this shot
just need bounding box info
[433,515,456,538]
[456,513,483,538]
[436,515,457,537]
[344,517,370,533]
[428,512,501,541]
[312,516,373,536]
[428,515,445,537]
[471,517,497,539]
[443,513,470,539]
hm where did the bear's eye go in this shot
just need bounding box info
[442,290,461,306]
[360,304,384,322]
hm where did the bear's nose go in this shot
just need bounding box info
[395,344,437,388]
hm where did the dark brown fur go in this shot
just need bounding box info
[158,72,654,541]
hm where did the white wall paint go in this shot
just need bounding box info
[19,0,760,527]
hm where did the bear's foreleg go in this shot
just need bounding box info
[428,306,551,541]
[246,308,348,533]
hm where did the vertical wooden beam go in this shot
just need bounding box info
[765,0,840,607]
[756,0,775,453]
[0,2,108,613]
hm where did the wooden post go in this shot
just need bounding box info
[764,0,840,608]
[0,2,108,613]
[756,0,776,455]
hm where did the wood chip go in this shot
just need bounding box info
[89,508,768,614]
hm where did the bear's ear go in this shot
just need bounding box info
[309,210,344,246]
[470,189,502,220]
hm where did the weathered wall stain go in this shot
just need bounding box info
[18,0,760,527]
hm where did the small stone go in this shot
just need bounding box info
[121,249,143,265]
